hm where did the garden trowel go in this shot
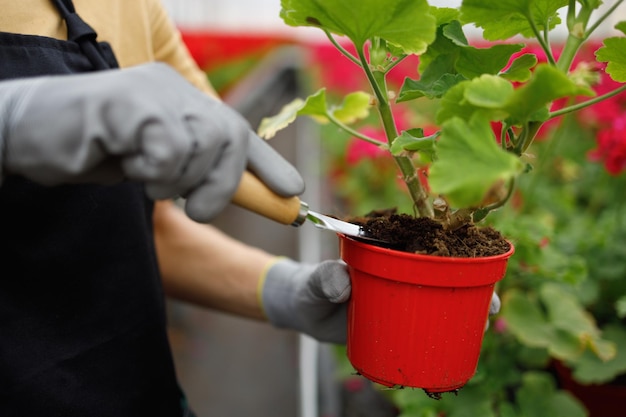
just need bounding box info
[232,171,388,245]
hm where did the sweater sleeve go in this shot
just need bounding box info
[146,0,218,97]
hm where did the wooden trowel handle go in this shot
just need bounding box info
[231,171,306,226]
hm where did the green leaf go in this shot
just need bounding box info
[390,129,437,161]
[548,328,587,361]
[258,89,371,139]
[436,82,476,123]
[500,53,538,82]
[331,91,372,124]
[258,98,306,139]
[572,325,626,384]
[457,43,524,79]
[516,372,587,417]
[504,64,595,125]
[442,385,495,417]
[548,392,588,417]
[437,76,514,124]
[419,20,521,81]
[460,0,568,41]
[398,73,465,101]
[540,283,599,337]
[429,6,460,26]
[428,116,523,208]
[442,19,468,46]
[280,0,436,54]
[258,89,329,139]
[596,36,626,82]
[539,284,615,362]
[464,74,515,108]
[418,24,459,74]
[398,53,464,101]
[502,289,553,348]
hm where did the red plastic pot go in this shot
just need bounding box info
[339,235,514,393]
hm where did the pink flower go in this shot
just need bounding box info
[493,317,508,334]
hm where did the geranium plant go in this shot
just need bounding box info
[259,0,626,233]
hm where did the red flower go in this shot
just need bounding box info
[308,43,365,93]
[588,113,626,175]
[346,128,388,165]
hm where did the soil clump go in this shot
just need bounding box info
[348,209,510,257]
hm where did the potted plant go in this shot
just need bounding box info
[322,40,626,417]
[258,0,626,396]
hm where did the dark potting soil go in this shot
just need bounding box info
[348,209,510,257]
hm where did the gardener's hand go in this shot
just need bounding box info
[0,62,304,223]
[260,258,350,344]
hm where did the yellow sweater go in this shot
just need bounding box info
[0,0,215,95]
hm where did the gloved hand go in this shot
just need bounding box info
[260,258,350,344]
[0,62,304,222]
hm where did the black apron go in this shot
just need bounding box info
[0,1,187,415]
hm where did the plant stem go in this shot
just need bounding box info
[324,30,361,67]
[356,44,434,218]
[557,33,585,73]
[549,84,626,118]
[586,0,625,37]
[383,54,408,74]
[526,11,556,65]
[325,112,388,147]
[557,3,594,73]
[356,45,387,107]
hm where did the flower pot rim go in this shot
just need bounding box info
[339,234,514,287]
[340,234,515,263]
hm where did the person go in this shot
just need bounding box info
[0,1,351,416]
[0,1,498,416]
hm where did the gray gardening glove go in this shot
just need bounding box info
[261,259,351,344]
[486,291,501,331]
[0,62,304,223]
[490,291,501,315]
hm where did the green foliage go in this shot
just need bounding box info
[390,129,438,161]
[459,0,568,41]
[571,325,626,383]
[280,0,436,54]
[515,372,586,417]
[258,89,373,140]
[488,117,626,384]
[502,65,594,124]
[428,116,523,207]
[270,0,626,223]
[500,54,538,82]
[596,34,626,82]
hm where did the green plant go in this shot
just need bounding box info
[255,0,626,415]
[493,114,626,378]
[260,0,626,230]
